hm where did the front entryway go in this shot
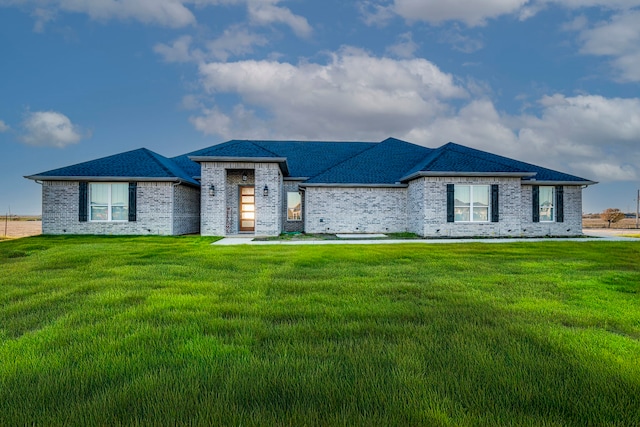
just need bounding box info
[239,186,255,232]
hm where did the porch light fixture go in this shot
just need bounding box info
[209,184,215,197]
[263,185,269,197]
[242,172,248,181]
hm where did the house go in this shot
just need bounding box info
[25,137,596,237]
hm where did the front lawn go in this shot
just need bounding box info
[1,236,639,426]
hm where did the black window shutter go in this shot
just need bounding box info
[79,182,88,222]
[532,186,540,223]
[555,185,564,223]
[491,184,499,222]
[446,184,455,223]
[128,182,137,222]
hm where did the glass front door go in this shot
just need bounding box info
[239,186,255,232]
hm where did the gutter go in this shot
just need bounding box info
[299,183,408,188]
[23,175,201,188]
[400,171,537,182]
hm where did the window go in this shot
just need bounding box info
[287,192,302,221]
[539,186,554,222]
[454,185,490,222]
[90,183,128,221]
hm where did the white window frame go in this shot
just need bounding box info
[287,191,302,221]
[539,186,555,222]
[454,185,490,223]
[89,183,129,222]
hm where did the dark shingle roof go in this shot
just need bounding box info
[26,148,199,186]
[403,142,591,182]
[305,138,432,184]
[27,138,594,186]
[183,140,375,178]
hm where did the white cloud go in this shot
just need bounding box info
[155,27,269,64]
[189,49,640,183]
[1,0,311,34]
[0,120,9,132]
[247,0,312,37]
[207,25,269,60]
[358,1,396,27]
[154,35,200,63]
[386,32,419,58]
[193,48,467,140]
[439,26,484,53]
[20,111,87,148]
[392,0,529,26]
[361,0,640,27]
[574,10,640,81]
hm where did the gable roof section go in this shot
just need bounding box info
[304,138,432,184]
[25,138,595,187]
[401,142,595,184]
[25,148,199,186]
[184,140,375,178]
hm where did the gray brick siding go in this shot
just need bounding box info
[173,184,200,235]
[304,187,407,234]
[200,162,282,236]
[41,181,199,235]
[520,185,583,236]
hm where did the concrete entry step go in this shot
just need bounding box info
[212,237,254,245]
[336,234,387,239]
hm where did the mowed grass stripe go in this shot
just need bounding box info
[1,236,639,426]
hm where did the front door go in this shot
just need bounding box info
[239,186,255,232]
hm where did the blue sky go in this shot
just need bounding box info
[1,0,639,215]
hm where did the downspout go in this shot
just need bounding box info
[298,186,306,233]
[172,181,181,235]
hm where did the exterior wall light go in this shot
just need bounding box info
[209,185,215,197]
[242,172,248,181]
[263,185,269,197]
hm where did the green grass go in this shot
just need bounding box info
[1,236,639,426]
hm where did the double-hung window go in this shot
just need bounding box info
[90,183,129,221]
[454,185,490,222]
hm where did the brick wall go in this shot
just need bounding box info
[255,163,282,236]
[304,187,407,234]
[172,184,200,235]
[200,161,283,236]
[41,181,181,235]
[407,177,525,237]
[520,185,583,236]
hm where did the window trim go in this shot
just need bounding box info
[453,184,491,223]
[89,183,129,222]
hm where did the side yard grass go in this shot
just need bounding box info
[1,236,639,426]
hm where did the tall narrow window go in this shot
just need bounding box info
[287,192,302,221]
[454,185,490,222]
[539,186,555,222]
[90,183,129,221]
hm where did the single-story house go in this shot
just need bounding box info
[26,137,596,237]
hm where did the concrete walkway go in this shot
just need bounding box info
[212,231,639,245]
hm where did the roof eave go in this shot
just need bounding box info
[24,175,201,187]
[400,171,537,182]
[188,156,290,176]
[300,183,408,188]
[523,180,598,186]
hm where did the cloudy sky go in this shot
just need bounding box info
[1,0,639,215]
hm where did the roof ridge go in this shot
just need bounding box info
[249,141,280,157]
[442,142,522,171]
[141,148,176,177]
[305,140,379,180]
